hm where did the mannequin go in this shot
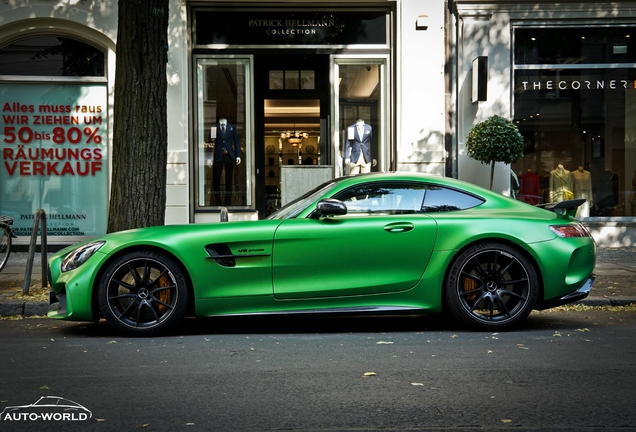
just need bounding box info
[209,118,241,206]
[549,164,573,203]
[572,165,592,217]
[345,119,376,174]
[519,169,540,205]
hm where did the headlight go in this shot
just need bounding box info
[60,241,105,272]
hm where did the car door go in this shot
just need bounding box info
[272,181,438,299]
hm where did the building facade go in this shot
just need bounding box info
[0,0,634,247]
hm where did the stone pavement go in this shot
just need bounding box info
[0,248,635,318]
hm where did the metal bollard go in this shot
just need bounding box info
[22,209,48,295]
[220,207,229,222]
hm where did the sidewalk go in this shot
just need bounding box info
[1,248,635,317]
[0,251,52,317]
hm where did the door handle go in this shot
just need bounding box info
[384,222,414,233]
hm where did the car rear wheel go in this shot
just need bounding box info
[446,242,538,331]
[98,251,188,336]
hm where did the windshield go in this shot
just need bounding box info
[266,181,338,220]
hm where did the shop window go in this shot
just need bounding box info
[0,35,108,239]
[515,27,636,65]
[195,57,252,208]
[335,59,388,177]
[0,35,104,77]
[512,27,636,217]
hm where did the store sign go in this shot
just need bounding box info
[518,78,636,92]
[195,10,387,46]
[0,83,108,237]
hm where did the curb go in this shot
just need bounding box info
[574,296,636,307]
[0,299,51,317]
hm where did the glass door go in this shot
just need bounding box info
[332,56,390,177]
[255,54,330,217]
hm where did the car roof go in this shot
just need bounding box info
[333,171,493,195]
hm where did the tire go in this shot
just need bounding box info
[445,242,538,331]
[0,225,11,273]
[98,251,188,336]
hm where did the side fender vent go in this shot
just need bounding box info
[205,244,236,267]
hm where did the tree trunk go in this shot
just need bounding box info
[490,161,495,190]
[108,0,169,233]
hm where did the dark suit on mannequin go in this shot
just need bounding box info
[346,120,373,174]
[212,119,241,206]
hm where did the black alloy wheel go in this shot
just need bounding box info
[446,242,538,330]
[98,251,188,335]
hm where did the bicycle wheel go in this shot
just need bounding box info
[0,225,11,273]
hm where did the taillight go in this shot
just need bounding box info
[550,224,590,238]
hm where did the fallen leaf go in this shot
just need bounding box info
[487,350,493,354]
[575,328,590,332]
[501,419,512,423]
[108,341,117,344]
[411,382,424,386]
[40,385,49,390]
[363,372,377,377]
[96,418,106,422]
[376,341,393,345]
[450,334,458,338]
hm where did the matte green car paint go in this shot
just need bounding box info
[48,220,283,320]
[47,172,596,324]
[272,214,437,299]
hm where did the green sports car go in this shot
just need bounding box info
[47,172,596,335]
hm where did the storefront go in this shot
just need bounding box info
[454,0,636,246]
[3,1,634,247]
[190,6,395,220]
[512,27,636,219]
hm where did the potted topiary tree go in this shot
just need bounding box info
[466,114,524,190]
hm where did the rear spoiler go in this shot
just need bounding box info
[536,198,586,219]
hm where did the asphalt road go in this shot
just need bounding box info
[1,310,636,431]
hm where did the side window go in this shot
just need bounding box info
[334,182,426,215]
[422,186,484,212]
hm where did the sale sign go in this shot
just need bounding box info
[0,83,108,237]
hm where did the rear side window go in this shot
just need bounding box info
[422,186,484,212]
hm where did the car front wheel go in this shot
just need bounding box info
[98,251,188,335]
[446,242,538,331]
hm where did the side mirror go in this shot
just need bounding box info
[315,199,347,217]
